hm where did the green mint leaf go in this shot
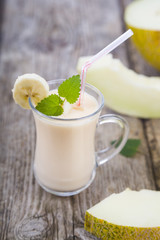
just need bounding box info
[111,139,141,157]
[36,94,64,116]
[58,75,81,104]
[120,139,141,157]
[35,75,81,116]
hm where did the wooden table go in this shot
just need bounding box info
[1,0,160,239]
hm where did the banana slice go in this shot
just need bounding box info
[12,73,49,109]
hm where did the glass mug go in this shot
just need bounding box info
[29,79,129,197]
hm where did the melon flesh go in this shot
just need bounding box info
[87,189,160,228]
[77,54,160,118]
[124,0,160,31]
[85,189,160,239]
[124,0,160,70]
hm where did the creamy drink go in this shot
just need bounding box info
[33,91,99,192]
[12,32,132,196]
[30,79,129,196]
[13,74,129,196]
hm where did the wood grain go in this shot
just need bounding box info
[0,0,159,239]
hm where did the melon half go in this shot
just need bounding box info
[77,54,160,118]
[124,0,160,70]
[85,189,160,240]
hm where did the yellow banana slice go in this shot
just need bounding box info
[12,73,49,109]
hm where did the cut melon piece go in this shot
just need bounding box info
[77,54,160,118]
[85,189,160,240]
[124,0,160,70]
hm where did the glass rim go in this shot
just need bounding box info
[29,79,104,122]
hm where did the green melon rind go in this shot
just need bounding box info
[85,211,160,240]
[126,25,160,70]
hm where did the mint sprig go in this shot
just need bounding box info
[111,139,141,157]
[35,75,81,116]
[58,75,81,104]
[120,139,141,157]
[36,94,64,116]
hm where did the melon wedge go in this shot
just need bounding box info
[85,189,160,240]
[124,0,160,70]
[77,54,160,118]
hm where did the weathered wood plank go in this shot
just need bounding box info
[0,0,75,239]
[143,119,160,189]
[0,0,157,239]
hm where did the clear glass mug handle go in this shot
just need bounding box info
[96,114,129,166]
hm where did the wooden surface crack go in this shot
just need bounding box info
[142,119,160,190]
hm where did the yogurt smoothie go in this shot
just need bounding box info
[33,89,99,192]
[13,74,129,196]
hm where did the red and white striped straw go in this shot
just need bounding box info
[78,29,133,105]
